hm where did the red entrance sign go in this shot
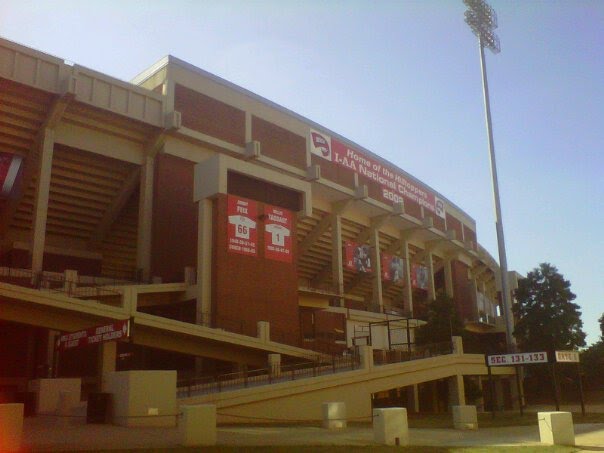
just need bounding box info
[264,205,292,263]
[227,195,258,256]
[57,319,130,351]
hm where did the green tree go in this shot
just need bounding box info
[582,312,604,390]
[415,293,463,344]
[513,263,586,353]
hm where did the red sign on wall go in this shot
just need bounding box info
[227,195,258,256]
[57,319,130,351]
[0,152,22,197]
[310,129,445,219]
[264,205,293,263]
[344,241,373,273]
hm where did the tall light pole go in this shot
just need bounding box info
[464,0,515,351]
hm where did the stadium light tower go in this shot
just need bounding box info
[463,0,515,351]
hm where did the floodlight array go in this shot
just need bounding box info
[464,0,501,54]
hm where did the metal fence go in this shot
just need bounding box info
[372,341,453,366]
[0,267,122,300]
[177,352,360,398]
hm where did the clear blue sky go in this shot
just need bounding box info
[2,0,602,344]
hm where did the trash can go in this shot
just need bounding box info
[86,392,111,424]
[15,391,36,417]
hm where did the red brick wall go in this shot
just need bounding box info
[175,84,245,146]
[151,154,197,282]
[451,260,476,322]
[212,194,300,345]
[252,116,306,170]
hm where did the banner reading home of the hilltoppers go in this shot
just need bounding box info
[309,129,445,219]
[227,195,258,256]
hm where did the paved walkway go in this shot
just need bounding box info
[21,416,604,451]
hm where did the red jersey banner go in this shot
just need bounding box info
[0,152,22,197]
[227,195,258,256]
[411,263,429,289]
[57,319,130,351]
[344,241,373,273]
[309,129,445,219]
[381,253,405,284]
[264,205,293,263]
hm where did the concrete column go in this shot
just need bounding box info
[358,345,373,370]
[452,336,464,355]
[407,385,420,413]
[98,342,117,392]
[444,259,454,298]
[401,238,413,315]
[63,269,78,295]
[426,252,436,301]
[268,354,281,378]
[371,227,383,307]
[245,111,252,143]
[196,198,213,325]
[448,374,466,407]
[30,128,55,274]
[331,214,344,305]
[257,321,270,342]
[494,378,505,411]
[137,154,154,282]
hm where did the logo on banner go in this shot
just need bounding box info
[264,205,293,263]
[227,195,258,256]
[435,197,445,219]
[309,129,332,161]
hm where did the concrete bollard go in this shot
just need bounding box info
[322,402,346,429]
[0,403,24,452]
[452,405,478,430]
[28,378,81,414]
[373,407,408,446]
[56,391,80,426]
[180,405,216,446]
[538,411,575,446]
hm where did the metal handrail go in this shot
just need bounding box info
[177,352,360,398]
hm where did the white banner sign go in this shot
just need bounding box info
[555,350,580,363]
[487,351,548,366]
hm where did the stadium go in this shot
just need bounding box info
[0,37,518,421]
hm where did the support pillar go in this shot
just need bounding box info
[426,252,436,301]
[30,128,55,274]
[98,342,117,392]
[448,374,466,407]
[407,385,420,413]
[444,259,454,298]
[137,154,154,282]
[331,214,344,305]
[401,237,413,316]
[370,227,383,308]
[196,198,213,325]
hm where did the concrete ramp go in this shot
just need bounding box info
[179,350,514,423]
